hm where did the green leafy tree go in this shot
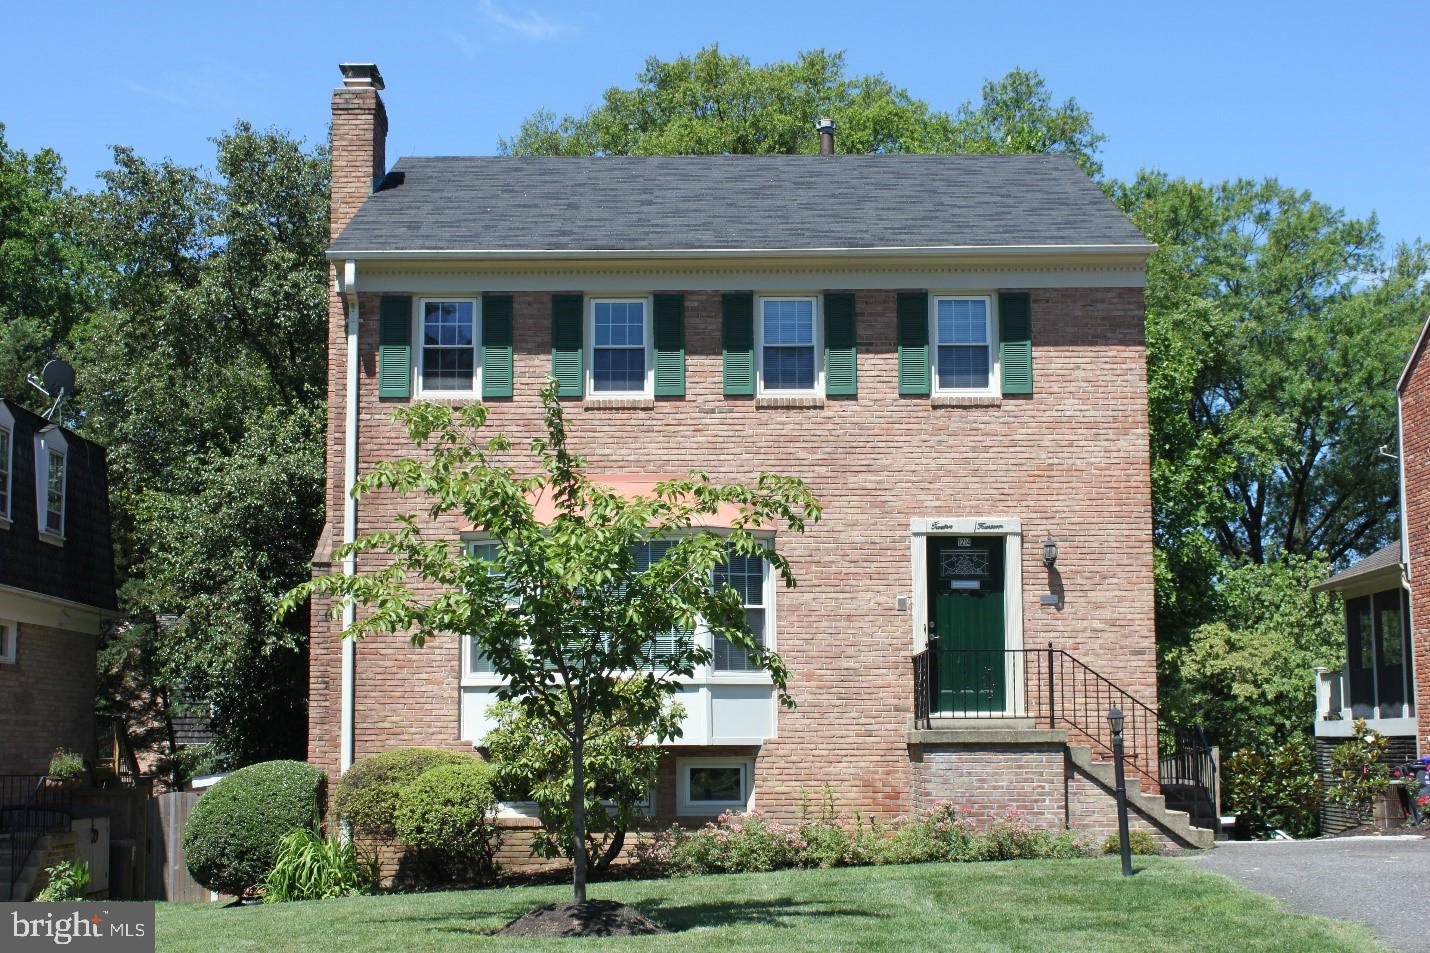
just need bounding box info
[1327,718,1393,825]
[1223,740,1321,838]
[484,685,682,873]
[1116,173,1430,576]
[72,123,328,771]
[0,123,96,408]
[1161,555,1343,756]
[282,382,819,905]
[502,47,1103,174]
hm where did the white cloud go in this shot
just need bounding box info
[476,0,566,40]
[448,30,476,59]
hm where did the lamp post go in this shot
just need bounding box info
[1108,707,1133,877]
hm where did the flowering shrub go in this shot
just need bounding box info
[634,800,1091,877]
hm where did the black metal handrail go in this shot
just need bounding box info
[0,774,73,899]
[911,643,1217,824]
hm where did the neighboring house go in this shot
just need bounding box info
[311,63,1214,851]
[0,397,118,776]
[1312,541,1417,832]
[1397,316,1430,754]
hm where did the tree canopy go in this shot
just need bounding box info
[501,46,1104,176]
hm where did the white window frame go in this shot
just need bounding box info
[677,757,754,815]
[708,550,774,681]
[756,295,823,398]
[930,294,999,396]
[35,427,67,545]
[460,538,517,687]
[0,402,14,527]
[414,297,483,399]
[0,621,16,665]
[585,296,655,399]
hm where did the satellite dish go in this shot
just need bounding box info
[41,359,76,399]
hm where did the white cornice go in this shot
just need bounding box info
[0,584,118,635]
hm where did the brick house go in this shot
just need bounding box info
[311,63,1213,850]
[0,397,117,776]
[1397,318,1430,757]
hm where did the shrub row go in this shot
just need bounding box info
[633,802,1131,877]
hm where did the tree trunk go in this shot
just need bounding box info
[570,710,587,905]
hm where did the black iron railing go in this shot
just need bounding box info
[912,643,1217,827]
[0,775,73,899]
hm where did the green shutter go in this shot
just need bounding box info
[653,293,686,397]
[378,296,412,399]
[551,294,584,397]
[896,292,930,396]
[999,292,1033,395]
[722,292,755,396]
[824,292,857,396]
[481,295,514,398]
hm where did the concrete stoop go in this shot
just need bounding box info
[1065,744,1215,850]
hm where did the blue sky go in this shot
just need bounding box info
[5,1,1427,248]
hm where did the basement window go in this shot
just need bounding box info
[677,757,753,815]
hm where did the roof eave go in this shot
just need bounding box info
[324,242,1157,264]
[1312,562,1405,594]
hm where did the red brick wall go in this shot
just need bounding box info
[1400,334,1430,756]
[309,284,1157,819]
[0,623,98,774]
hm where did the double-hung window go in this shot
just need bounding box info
[712,553,768,673]
[589,299,653,397]
[463,541,509,677]
[418,299,480,396]
[757,297,820,395]
[932,295,996,392]
[631,540,694,669]
[35,428,66,543]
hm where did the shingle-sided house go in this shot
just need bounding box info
[311,63,1214,851]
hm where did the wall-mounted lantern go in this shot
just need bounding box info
[1042,534,1058,570]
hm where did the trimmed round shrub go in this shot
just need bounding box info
[183,760,326,896]
[333,747,474,841]
[394,760,499,882]
[1101,830,1162,856]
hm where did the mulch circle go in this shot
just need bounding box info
[494,900,667,938]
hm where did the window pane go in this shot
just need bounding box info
[593,348,647,392]
[762,346,815,390]
[762,299,814,345]
[937,298,988,344]
[688,766,743,802]
[1374,589,1406,716]
[1346,596,1375,717]
[595,301,645,348]
[937,345,990,389]
[422,301,475,391]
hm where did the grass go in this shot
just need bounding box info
[154,858,1388,953]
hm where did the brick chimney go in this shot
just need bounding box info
[330,63,388,241]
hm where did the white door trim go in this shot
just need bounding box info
[910,518,1025,717]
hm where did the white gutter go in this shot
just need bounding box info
[339,259,359,775]
[323,242,1157,263]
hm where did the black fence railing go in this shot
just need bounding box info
[0,775,73,899]
[912,642,1217,828]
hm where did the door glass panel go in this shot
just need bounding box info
[1373,589,1406,717]
[1345,596,1375,717]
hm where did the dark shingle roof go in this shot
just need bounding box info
[1315,540,1404,592]
[328,154,1151,256]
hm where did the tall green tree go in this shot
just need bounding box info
[74,122,329,771]
[501,47,1103,174]
[284,384,819,906]
[0,123,95,405]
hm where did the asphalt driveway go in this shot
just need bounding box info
[1184,837,1430,952]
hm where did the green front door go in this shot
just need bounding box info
[928,536,1006,714]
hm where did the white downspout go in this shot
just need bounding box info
[1399,392,1410,576]
[340,259,359,775]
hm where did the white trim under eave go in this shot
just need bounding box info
[0,583,119,635]
[324,242,1158,263]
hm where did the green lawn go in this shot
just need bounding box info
[155,858,1387,953]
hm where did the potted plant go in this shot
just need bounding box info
[46,749,86,789]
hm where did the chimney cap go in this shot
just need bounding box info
[339,63,385,90]
[815,118,836,133]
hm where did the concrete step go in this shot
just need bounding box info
[1067,745,1214,849]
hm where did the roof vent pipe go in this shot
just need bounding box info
[816,118,836,156]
